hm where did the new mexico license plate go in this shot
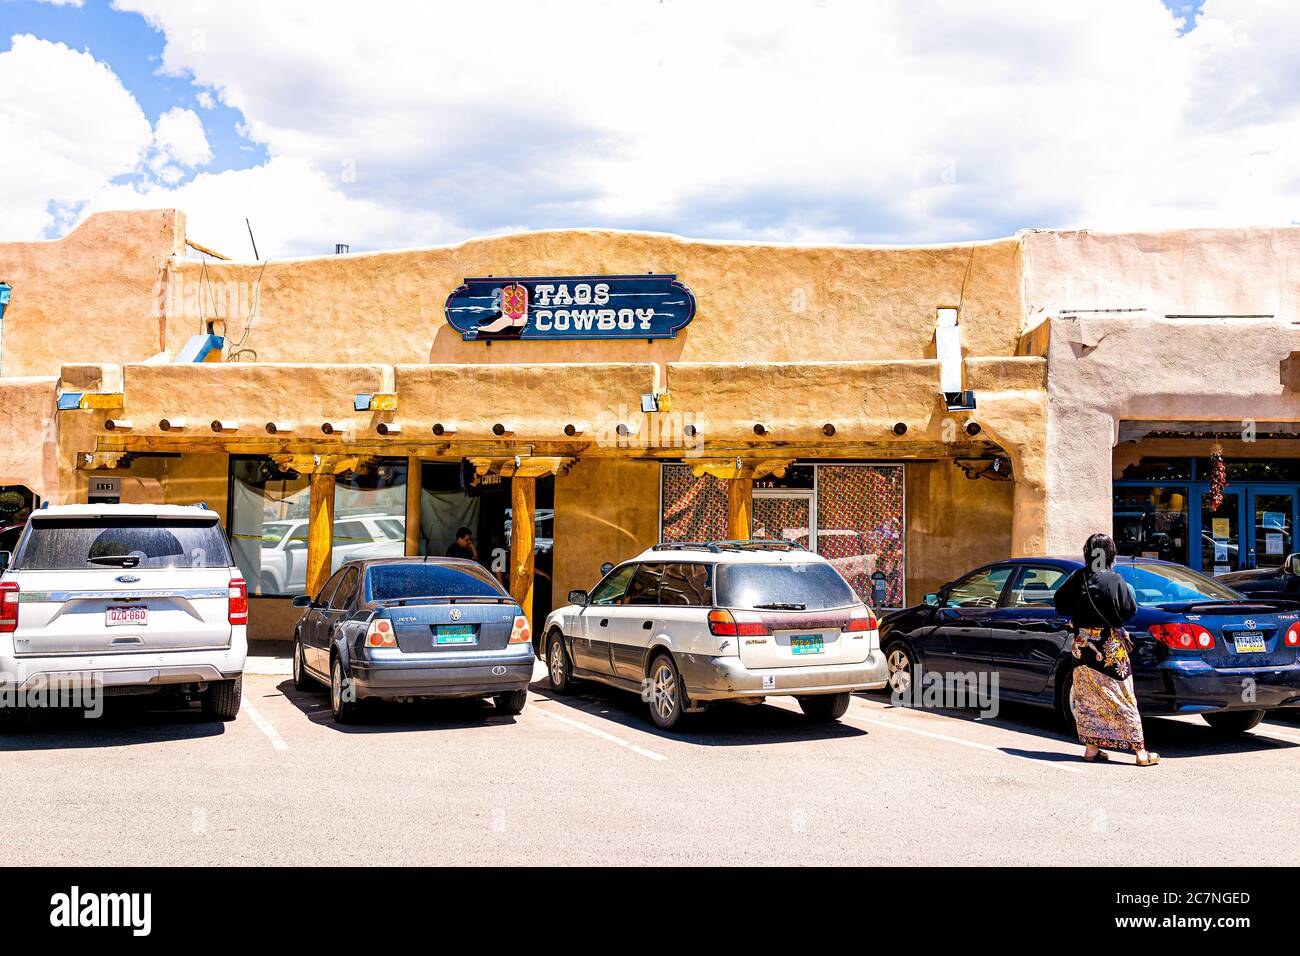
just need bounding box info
[790,634,824,655]
[434,624,476,645]
[1233,631,1267,654]
[106,605,147,627]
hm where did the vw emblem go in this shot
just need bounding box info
[115,574,140,584]
[491,665,507,676]
[1244,619,1256,629]
[449,608,462,621]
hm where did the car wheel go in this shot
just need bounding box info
[201,675,242,721]
[547,630,575,694]
[1202,709,1266,734]
[885,642,916,699]
[330,657,361,724]
[292,638,313,691]
[647,653,685,730]
[1056,664,1078,734]
[798,691,851,722]
[494,689,528,715]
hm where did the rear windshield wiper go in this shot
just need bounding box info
[87,555,141,568]
[753,602,807,610]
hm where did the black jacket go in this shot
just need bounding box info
[1054,568,1137,630]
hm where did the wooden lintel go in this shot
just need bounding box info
[270,453,377,476]
[690,457,796,481]
[469,456,576,479]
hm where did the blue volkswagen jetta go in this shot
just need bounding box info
[879,556,1300,734]
[291,557,534,723]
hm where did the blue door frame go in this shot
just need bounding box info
[1115,480,1299,573]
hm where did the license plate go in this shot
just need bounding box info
[434,624,476,645]
[1233,631,1267,653]
[790,634,824,655]
[106,605,147,627]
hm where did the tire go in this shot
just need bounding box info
[547,630,575,694]
[798,691,851,722]
[202,675,242,721]
[647,653,685,730]
[1202,709,1266,734]
[1056,663,1078,734]
[330,657,361,724]
[292,638,313,691]
[884,642,917,700]
[494,689,528,715]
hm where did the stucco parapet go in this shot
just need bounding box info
[964,356,1046,391]
[58,363,123,393]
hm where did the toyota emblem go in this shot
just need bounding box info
[1244,619,1256,629]
[450,608,462,621]
[491,665,507,676]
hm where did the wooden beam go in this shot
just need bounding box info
[470,455,575,478]
[305,473,336,598]
[726,477,753,540]
[510,476,536,628]
[405,455,421,556]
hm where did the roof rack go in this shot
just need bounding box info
[651,538,806,553]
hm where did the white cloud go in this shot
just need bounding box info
[13,1,1300,254]
[152,107,212,168]
[0,34,152,239]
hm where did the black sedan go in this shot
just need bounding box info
[291,557,534,722]
[880,556,1300,734]
[1217,554,1300,598]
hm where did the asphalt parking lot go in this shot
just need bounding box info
[3,655,1298,866]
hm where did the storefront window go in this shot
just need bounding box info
[815,465,905,607]
[1112,486,1190,566]
[0,484,39,552]
[331,459,407,574]
[229,457,312,596]
[661,464,728,542]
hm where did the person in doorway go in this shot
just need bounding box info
[446,526,478,562]
[1053,532,1160,766]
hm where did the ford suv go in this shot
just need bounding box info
[542,540,889,729]
[0,504,248,726]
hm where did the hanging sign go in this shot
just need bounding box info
[444,274,696,341]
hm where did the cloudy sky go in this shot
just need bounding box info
[1,0,1297,257]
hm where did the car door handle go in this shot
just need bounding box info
[642,620,653,630]
[599,618,609,627]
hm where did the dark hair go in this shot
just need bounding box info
[455,526,472,539]
[1083,532,1116,573]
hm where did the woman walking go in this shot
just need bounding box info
[1053,533,1160,766]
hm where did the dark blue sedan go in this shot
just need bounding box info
[879,556,1300,734]
[291,557,534,723]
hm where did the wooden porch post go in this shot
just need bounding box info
[727,476,753,540]
[305,472,337,598]
[510,476,536,627]
[405,456,422,556]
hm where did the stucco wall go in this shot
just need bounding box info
[905,461,1014,599]
[0,377,59,499]
[1022,227,1300,554]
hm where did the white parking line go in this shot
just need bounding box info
[532,706,667,761]
[1252,726,1300,746]
[242,696,290,752]
[840,710,1083,774]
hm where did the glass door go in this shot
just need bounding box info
[1200,490,1243,575]
[1246,488,1297,570]
[752,492,813,548]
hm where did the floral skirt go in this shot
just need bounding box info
[1071,664,1144,751]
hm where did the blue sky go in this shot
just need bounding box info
[1,0,1296,257]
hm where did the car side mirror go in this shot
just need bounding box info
[1286,553,1300,576]
[568,589,589,607]
[599,562,615,576]
[291,594,313,609]
[924,592,940,607]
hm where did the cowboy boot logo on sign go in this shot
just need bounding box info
[478,282,529,335]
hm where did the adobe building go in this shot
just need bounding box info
[1,210,1297,638]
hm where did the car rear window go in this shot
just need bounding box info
[716,562,857,611]
[15,516,234,570]
[365,563,507,602]
[1115,562,1243,605]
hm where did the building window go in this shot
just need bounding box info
[660,464,728,542]
[815,465,905,607]
[330,460,407,575]
[1113,485,1190,566]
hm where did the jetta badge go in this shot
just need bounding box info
[116,575,140,584]
[449,608,462,621]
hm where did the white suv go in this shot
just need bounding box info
[0,504,248,726]
[542,540,889,729]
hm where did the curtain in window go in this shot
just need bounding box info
[661,464,728,543]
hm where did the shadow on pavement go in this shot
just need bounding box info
[529,677,867,746]
[0,697,227,751]
[274,678,525,734]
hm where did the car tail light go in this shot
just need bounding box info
[0,582,18,634]
[508,615,531,644]
[228,578,248,626]
[847,606,878,632]
[707,609,768,637]
[1148,622,1214,650]
[366,617,396,648]
[1284,622,1300,647]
